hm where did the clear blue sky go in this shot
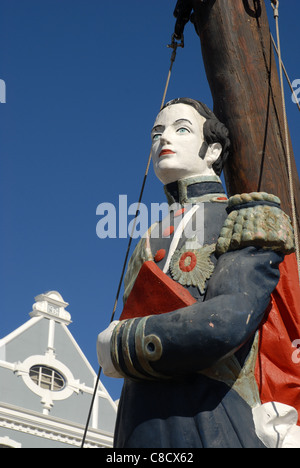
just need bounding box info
[0,1,299,404]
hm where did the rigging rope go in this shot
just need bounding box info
[80,34,183,448]
[271,0,300,281]
[270,34,300,112]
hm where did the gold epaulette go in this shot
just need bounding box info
[216,192,295,256]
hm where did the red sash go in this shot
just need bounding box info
[255,253,300,424]
[120,261,196,320]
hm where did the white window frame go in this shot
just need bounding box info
[29,365,66,392]
[15,354,83,413]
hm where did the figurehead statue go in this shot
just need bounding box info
[97,99,298,448]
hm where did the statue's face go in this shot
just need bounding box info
[151,103,221,184]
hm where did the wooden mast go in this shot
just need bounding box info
[190,0,300,247]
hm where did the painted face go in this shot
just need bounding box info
[151,103,221,185]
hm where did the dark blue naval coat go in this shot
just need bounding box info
[110,177,292,448]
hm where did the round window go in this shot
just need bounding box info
[29,365,66,392]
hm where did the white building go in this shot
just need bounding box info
[0,291,117,448]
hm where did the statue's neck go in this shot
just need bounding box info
[164,175,226,205]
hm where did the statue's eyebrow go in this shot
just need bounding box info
[151,124,164,133]
[175,119,193,125]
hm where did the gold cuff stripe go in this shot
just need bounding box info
[135,317,168,380]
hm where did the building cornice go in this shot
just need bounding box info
[0,402,113,448]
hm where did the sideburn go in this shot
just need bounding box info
[199,141,208,160]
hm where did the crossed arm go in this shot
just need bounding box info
[98,246,283,380]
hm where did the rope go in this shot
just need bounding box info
[271,34,300,112]
[271,0,300,281]
[80,35,182,449]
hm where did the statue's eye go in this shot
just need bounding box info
[177,127,190,134]
[152,134,161,141]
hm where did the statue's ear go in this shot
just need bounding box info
[205,143,222,168]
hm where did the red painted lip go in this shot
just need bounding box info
[159,149,175,157]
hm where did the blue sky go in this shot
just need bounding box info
[0,0,299,405]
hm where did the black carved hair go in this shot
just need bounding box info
[162,97,231,176]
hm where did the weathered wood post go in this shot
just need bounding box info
[191,0,300,246]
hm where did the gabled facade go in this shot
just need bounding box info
[0,291,117,448]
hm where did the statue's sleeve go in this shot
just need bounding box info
[110,245,283,380]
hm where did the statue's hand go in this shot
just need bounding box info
[97,321,123,378]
